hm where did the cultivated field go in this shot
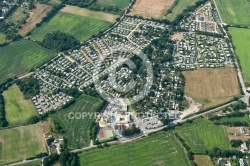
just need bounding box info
[166,0,200,21]
[79,132,191,166]
[130,0,175,18]
[19,4,52,36]
[0,123,46,165]
[194,155,212,166]
[214,0,250,26]
[182,67,240,109]
[29,9,114,42]
[51,94,104,149]
[228,27,250,83]
[61,5,119,23]
[97,0,130,9]
[175,119,230,153]
[0,40,56,84]
[3,84,37,126]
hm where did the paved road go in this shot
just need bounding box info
[6,158,41,166]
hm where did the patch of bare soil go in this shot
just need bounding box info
[19,4,52,36]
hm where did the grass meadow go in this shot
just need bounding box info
[0,123,46,165]
[78,132,192,166]
[29,11,113,42]
[51,94,104,149]
[175,119,230,153]
[228,27,250,83]
[0,39,56,84]
[166,0,201,21]
[214,0,250,26]
[3,84,38,126]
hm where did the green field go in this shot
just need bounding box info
[228,27,250,83]
[3,84,38,126]
[0,39,56,84]
[212,113,250,125]
[51,94,104,149]
[166,0,201,21]
[97,0,130,9]
[29,12,112,42]
[175,119,230,153]
[79,132,191,166]
[214,0,250,26]
[0,123,46,165]
[0,33,7,44]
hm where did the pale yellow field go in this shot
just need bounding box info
[61,5,119,23]
[183,67,240,109]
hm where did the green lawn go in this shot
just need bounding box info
[3,84,38,126]
[79,132,192,166]
[214,0,250,26]
[166,0,201,21]
[51,94,104,149]
[0,39,56,84]
[97,0,130,9]
[0,123,46,165]
[228,27,250,83]
[29,12,112,42]
[175,119,230,153]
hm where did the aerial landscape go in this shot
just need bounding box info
[0,0,249,166]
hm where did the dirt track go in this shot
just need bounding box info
[130,0,175,18]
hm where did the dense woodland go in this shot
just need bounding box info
[17,77,40,99]
[40,31,80,51]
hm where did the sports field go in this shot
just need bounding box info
[183,67,240,109]
[51,94,104,149]
[79,132,192,166]
[228,27,250,83]
[3,84,37,126]
[0,123,46,165]
[0,39,56,84]
[97,0,130,9]
[175,119,230,153]
[214,0,250,26]
[166,0,201,21]
[29,10,113,42]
